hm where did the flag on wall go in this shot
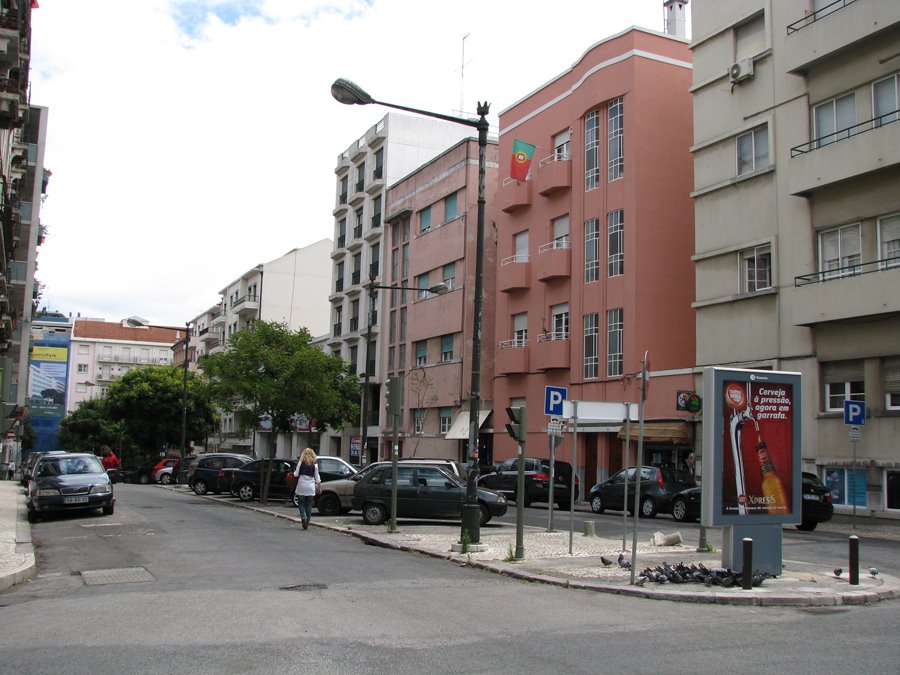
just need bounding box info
[510,139,535,181]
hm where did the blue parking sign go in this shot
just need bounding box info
[843,400,866,426]
[544,386,567,416]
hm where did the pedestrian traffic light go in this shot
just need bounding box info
[505,406,527,443]
[386,377,403,416]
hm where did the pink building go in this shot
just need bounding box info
[492,27,695,489]
[382,138,499,462]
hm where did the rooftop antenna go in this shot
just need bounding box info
[460,32,470,116]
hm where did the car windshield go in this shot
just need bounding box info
[38,456,104,476]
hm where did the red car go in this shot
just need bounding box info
[151,457,179,484]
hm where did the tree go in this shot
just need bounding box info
[103,366,215,457]
[201,321,359,503]
[57,399,128,456]
[20,416,36,452]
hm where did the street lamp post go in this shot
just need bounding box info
[180,322,191,459]
[332,78,490,546]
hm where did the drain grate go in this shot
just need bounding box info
[279,583,327,592]
[80,567,156,585]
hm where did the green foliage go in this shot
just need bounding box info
[201,320,359,436]
[57,399,127,454]
[20,417,36,451]
[103,365,215,455]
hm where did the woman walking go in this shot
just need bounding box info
[292,448,321,530]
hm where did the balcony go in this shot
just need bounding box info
[210,309,226,326]
[332,194,349,217]
[496,339,529,375]
[498,255,530,292]
[532,332,571,371]
[233,294,259,317]
[784,0,900,73]
[208,342,225,356]
[332,322,343,337]
[366,166,385,195]
[364,216,382,242]
[794,257,900,325]
[199,327,222,344]
[498,177,532,212]
[789,114,900,195]
[536,240,571,281]
[535,155,572,196]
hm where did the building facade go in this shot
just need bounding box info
[323,112,475,464]
[691,0,900,517]
[493,25,696,490]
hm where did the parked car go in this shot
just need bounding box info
[589,465,694,518]
[316,455,358,482]
[188,453,253,495]
[230,458,297,503]
[317,459,448,516]
[669,472,834,531]
[172,455,198,484]
[478,457,579,507]
[131,457,176,485]
[26,452,114,522]
[21,450,67,487]
[351,464,507,526]
[152,458,179,484]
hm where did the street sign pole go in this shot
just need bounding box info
[844,400,865,532]
[547,434,556,532]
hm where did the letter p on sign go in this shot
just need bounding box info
[544,386,567,416]
[844,400,866,426]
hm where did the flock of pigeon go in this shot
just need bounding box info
[833,567,879,579]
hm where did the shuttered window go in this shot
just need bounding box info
[822,360,865,411]
[884,357,900,409]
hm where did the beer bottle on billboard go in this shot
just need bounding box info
[756,441,789,513]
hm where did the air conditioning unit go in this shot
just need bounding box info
[729,58,755,84]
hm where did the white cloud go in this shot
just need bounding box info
[30,0,689,326]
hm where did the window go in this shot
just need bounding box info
[823,467,867,508]
[391,248,399,281]
[814,93,856,148]
[607,308,623,377]
[415,340,427,367]
[879,213,900,267]
[370,242,380,278]
[822,360,865,412]
[391,218,403,246]
[334,306,343,336]
[514,230,529,261]
[607,210,624,277]
[352,253,361,284]
[416,273,430,299]
[414,408,425,434]
[550,303,569,340]
[513,313,528,346]
[440,407,452,434]
[883,357,900,410]
[355,162,365,192]
[388,309,396,342]
[585,110,600,190]
[442,262,456,289]
[735,14,765,60]
[77,363,89,374]
[398,344,406,370]
[585,218,599,283]
[608,97,624,181]
[552,215,569,244]
[742,244,772,292]
[349,345,358,372]
[354,208,363,238]
[736,126,768,175]
[388,346,395,372]
[78,344,90,354]
[419,206,432,233]
[371,195,382,229]
[349,299,360,332]
[399,307,407,341]
[873,73,899,127]
[441,334,453,362]
[819,224,860,278]
[445,192,458,221]
[584,313,599,379]
[337,218,347,247]
[889,470,900,511]
[373,148,384,179]
[402,243,409,277]
[554,129,571,160]
[339,175,348,204]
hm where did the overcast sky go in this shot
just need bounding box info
[30,0,691,327]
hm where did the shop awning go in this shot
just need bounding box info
[445,410,490,440]
[617,420,692,445]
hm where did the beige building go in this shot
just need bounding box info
[691,0,900,517]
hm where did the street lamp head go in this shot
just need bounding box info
[331,78,374,106]
[427,282,450,295]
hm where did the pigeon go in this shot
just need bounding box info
[869,567,879,578]
[600,555,613,567]
[618,553,631,569]
[634,576,647,587]
[833,568,842,578]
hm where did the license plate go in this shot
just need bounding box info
[802,494,819,501]
[64,496,89,504]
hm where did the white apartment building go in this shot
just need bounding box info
[691,0,900,517]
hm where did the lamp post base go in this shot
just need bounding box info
[460,502,481,546]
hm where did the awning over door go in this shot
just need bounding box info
[617,420,692,445]
[445,410,490,439]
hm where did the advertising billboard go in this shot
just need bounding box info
[28,342,70,453]
[702,367,801,527]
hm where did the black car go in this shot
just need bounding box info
[478,457,579,507]
[589,465,694,518]
[669,472,834,531]
[21,450,67,487]
[352,464,507,526]
[26,453,115,522]
[172,455,199,485]
[188,453,253,495]
[230,458,297,503]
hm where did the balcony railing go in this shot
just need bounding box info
[791,110,898,157]
[349,317,359,332]
[786,0,855,34]
[353,225,363,239]
[335,278,344,293]
[795,255,899,286]
[537,330,569,342]
[498,337,528,349]
[337,235,346,248]
[333,322,342,337]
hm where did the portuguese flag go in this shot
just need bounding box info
[510,139,535,181]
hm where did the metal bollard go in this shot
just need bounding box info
[849,535,859,586]
[583,521,595,537]
[742,538,753,590]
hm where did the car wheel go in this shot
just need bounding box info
[590,493,605,514]
[139,474,149,485]
[478,503,491,526]
[317,493,341,516]
[193,480,208,495]
[160,473,172,485]
[237,483,255,502]
[640,496,657,518]
[102,503,114,516]
[796,520,817,531]
[671,497,689,522]
[27,508,37,523]
[362,503,387,525]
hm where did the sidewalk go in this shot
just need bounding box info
[2,480,897,607]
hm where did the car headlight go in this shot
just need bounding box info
[35,488,61,497]
[497,494,507,503]
[91,484,113,495]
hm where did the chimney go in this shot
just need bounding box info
[663,0,688,39]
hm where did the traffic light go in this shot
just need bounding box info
[385,377,403,416]
[505,405,527,443]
